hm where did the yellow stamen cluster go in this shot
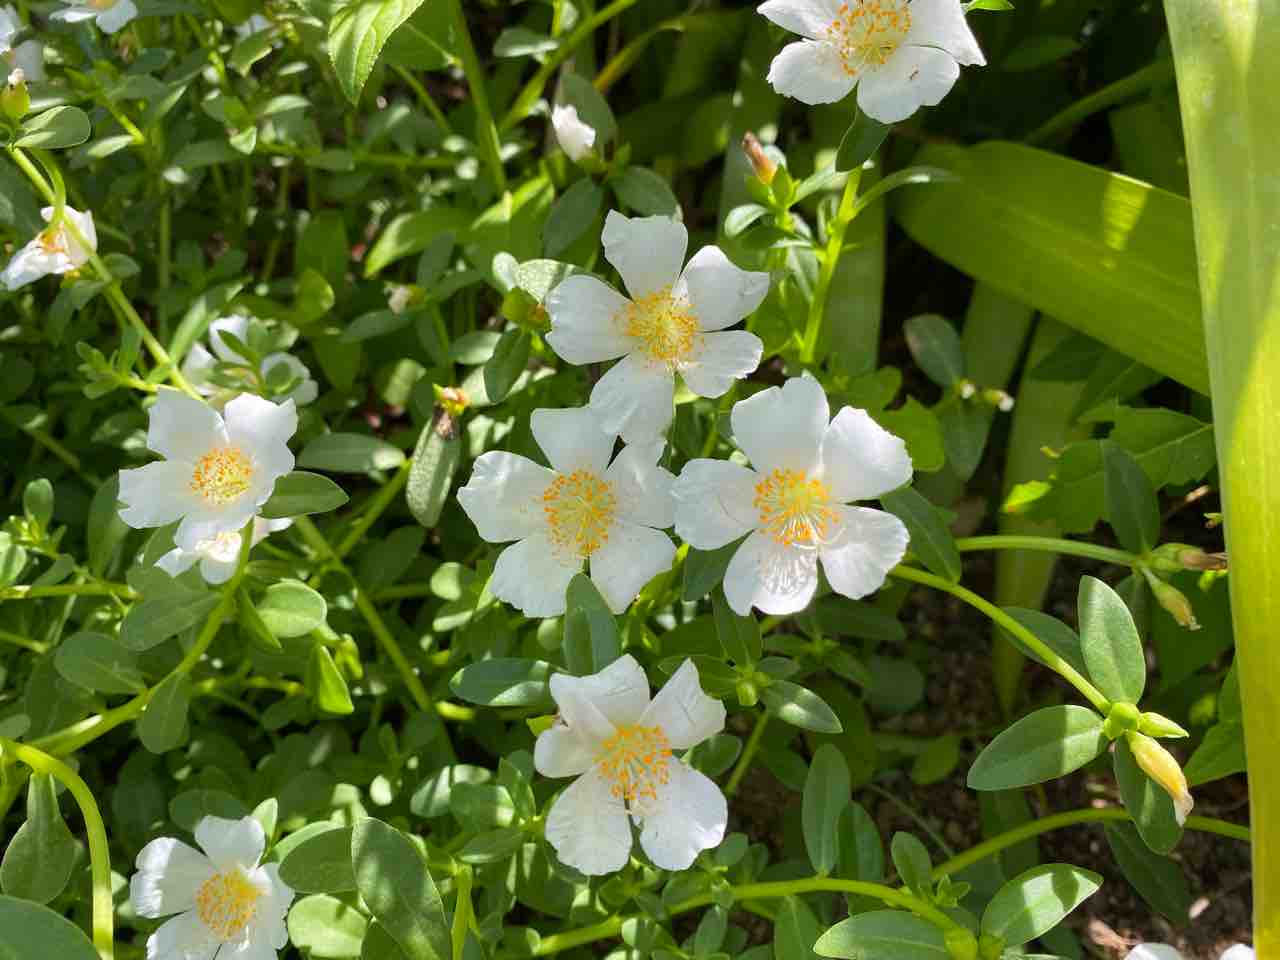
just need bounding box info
[542,470,617,557]
[825,0,912,76]
[195,869,261,940]
[754,468,838,546]
[622,286,700,365]
[37,228,67,255]
[597,723,672,803]
[190,447,255,504]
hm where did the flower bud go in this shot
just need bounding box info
[944,928,978,960]
[1146,543,1228,572]
[434,385,469,420]
[1138,711,1190,739]
[1128,732,1194,825]
[1103,700,1140,740]
[742,132,777,185]
[1,68,30,122]
[981,388,1014,411]
[1148,576,1200,630]
[957,380,977,400]
[551,103,596,163]
[387,283,420,315]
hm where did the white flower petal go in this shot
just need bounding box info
[550,654,650,731]
[175,500,258,550]
[145,909,218,960]
[756,0,841,39]
[766,40,857,106]
[819,506,909,600]
[731,376,828,475]
[637,762,726,871]
[457,451,556,543]
[218,936,276,960]
[181,342,217,394]
[95,0,136,32]
[50,7,98,22]
[604,440,674,529]
[534,721,598,778]
[680,246,770,332]
[13,41,45,82]
[1124,948,1184,960]
[209,315,251,363]
[246,863,293,951]
[262,352,318,407]
[1220,948,1255,960]
[601,210,687,300]
[489,534,579,617]
[671,459,759,550]
[61,207,97,263]
[640,659,725,749]
[130,837,213,918]
[155,546,199,579]
[545,275,634,364]
[677,330,763,399]
[147,388,229,463]
[0,240,58,289]
[551,104,597,161]
[820,407,912,501]
[589,354,675,443]
[197,553,238,585]
[589,520,676,614]
[530,406,616,476]
[544,767,633,876]
[908,0,986,65]
[857,43,960,124]
[194,815,265,872]
[118,462,201,530]
[223,395,297,472]
[0,6,19,41]
[723,529,819,616]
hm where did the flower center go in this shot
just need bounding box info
[89,0,118,10]
[190,447,255,504]
[622,286,699,365]
[754,468,838,546]
[37,227,67,255]
[825,0,912,76]
[195,869,261,940]
[597,723,672,804]
[542,469,617,557]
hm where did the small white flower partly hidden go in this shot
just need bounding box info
[51,0,137,34]
[183,314,319,407]
[457,406,675,617]
[673,376,911,616]
[0,5,43,81]
[551,103,596,162]
[1127,945,1254,960]
[130,815,294,960]
[758,0,986,123]
[118,388,297,550]
[157,517,292,585]
[536,655,727,875]
[0,206,96,291]
[546,210,769,443]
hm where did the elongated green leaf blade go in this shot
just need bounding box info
[968,705,1107,790]
[981,863,1102,945]
[350,818,449,960]
[1078,575,1146,704]
[329,0,429,104]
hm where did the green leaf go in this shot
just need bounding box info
[881,487,961,582]
[449,658,554,707]
[406,419,460,528]
[1003,34,1080,72]
[893,142,1207,394]
[288,893,369,958]
[835,107,891,173]
[712,589,761,665]
[684,541,741,601]
[773,896,821,959]
[967,705,1107,790]
[543,180,605,256]
[53,632,146,694]
[1114,737,1182,855]
[1184,721,1246,785]
[0,895,99,960]
[169,790,247,832]
[364,208,475,277]
[837,801,885,882]
[350,818,450,960]
[559,72,617,143]
[87,476,129,576]
[280,826,357,893]
[889,833,932,898]
[877,399,945,474]
[803,745,850,875]
[1102,442,1160,552]
[904,314,966,387]
[308,645,354,715]
[482,328,531,403]
[815,910,948,960]
[261,471,350,518]
[761,681,842,734]
[610,166,679,216]
[119,591,221,652]
[15,107,91,149]
[257,580,328,638]
[457,826,524,865]
[563,575,620,674]
[724,203,771,238]
[138,672,191,753]
[328,0,429,103]
[299,433,406,473]
[0,775,77,904]
[911,734,961,786]
[981,864,1102,945]
[1105,822,1191,921]
[1078,575,1145,704]
[1000,608,1088,678]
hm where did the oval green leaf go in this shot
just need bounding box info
[967,705,1107,790]
[981,863,1102,945]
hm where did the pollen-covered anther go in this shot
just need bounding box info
[622,285,700,365]
[195,869,262,940]
[190,446,255,504]
[542,469,617,557]
[597,724,673,804]
[825,0,913,76]
[754,468,838,546]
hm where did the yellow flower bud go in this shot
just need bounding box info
[1128,732,1194,825]
[741,132,777,186]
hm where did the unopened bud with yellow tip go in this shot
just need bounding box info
[1,68,30,123]
[1148,575,1200,631]
[742,132,777,185]
[434,384,469,420]
[1128,731,1194,825]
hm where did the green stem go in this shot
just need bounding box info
[2,740,114,959]
[0,582,136,601]
[335,460,411,560]
[391,65,454,135]
[446,0,506,192]
[801,168,862,363]
[0,408,100,486]
[1025,58,1176,146]
[724,711,767,796]
[955,535,1137,567]
[889,565,1112,714]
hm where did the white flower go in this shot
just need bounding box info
[129,815,293,960]
[156,517,292,585]
[551,103,596,162]
[50,0,137,34]
[758,0,986,123]
[1126,946,1254,960]
[182,315,319,407]
[536,655,727,875]
[118,388,297,550]
[0,206,96,291]
[0,6,42,81]
[546,211,769,443]
[672,376,911,616]
[234,13,270,38]
[456,405,676,617]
